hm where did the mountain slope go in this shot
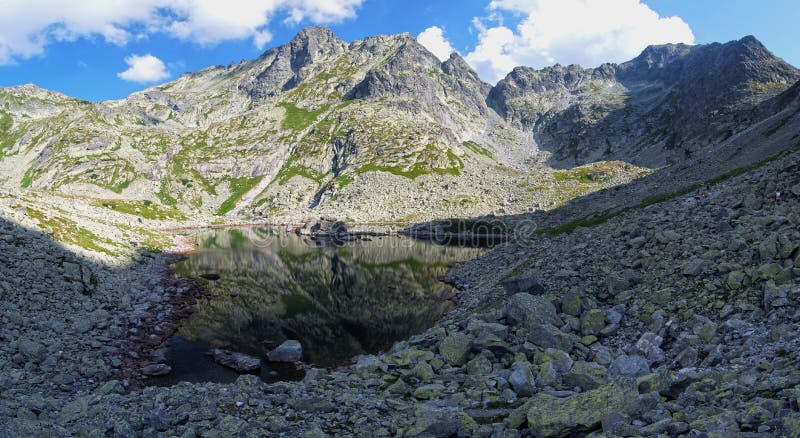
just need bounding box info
[489,36,799,167]
[0,29,797,224]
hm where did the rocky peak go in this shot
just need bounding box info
[286,26,347,69]
[441,53,486,87]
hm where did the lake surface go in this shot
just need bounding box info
[150,228,486,385]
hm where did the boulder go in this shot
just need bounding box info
[561,290,583,316]
[509,364,536,397]
[439,332,471,366]
[501,275,545,295]
[528,324,574,351]
[580,309,607,336]
[635,332,665,364]
[212,349,261,372]
[141,364,171,376]
[608,355,650,379]
[504,293,562,330]
[295,217,347,237]
[682,258,710,276]
[526,381,638,437]
[563,361,607,390]
[267,340,303,362]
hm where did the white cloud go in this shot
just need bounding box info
[117,54,170,83]
[417,26,457,62]
[465,0,695,83]
[0,0,363,64]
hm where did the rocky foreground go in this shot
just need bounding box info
[1,150,799,437]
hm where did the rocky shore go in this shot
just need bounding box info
[2,149,800,436]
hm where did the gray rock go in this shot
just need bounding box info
[563,361,607,390]
[267,340,303,362]
[212,348,261,372]
[682,258,710,276]
[509,364,536,397]
[439,332,471,365]
[675,346,698,368]
[580,309,606,336]
[501,275,545,295]
[528,324,574,351]
[141,363,171,376]
[608,355,650,379]
[504,293,562,330]
[543,348,574,373]
[635,332,665,364]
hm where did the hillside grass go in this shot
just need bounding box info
[27,208,118,256]
[462,140,494,159]
[216,176,264,216]
[92,199,187,221]
[279,103,330,131]
[541,143,800,236]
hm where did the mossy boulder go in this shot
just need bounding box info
[504,293,562,330]
[439,332,471,366]
[526,381,638,437]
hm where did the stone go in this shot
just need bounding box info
[501,275,545,294]
[635,332,665,364]
[466,355,493,376]
[563,361,607,390]
[504,293,562,330]
[528,324,574,351]
[409,361,435,381]
[608,355,650,379]
[580,309,606,336]
[439,332,471,366]
[682,258,710,276]
[605,308,623,325]
[561,290,583,316]
[212,348,261,372]
[526,381,638,437]
[726,271,747,289]
[675,347,698,368]
[141,364,171,376]
[542,348,574,373]
[267,340,302,362]
[537,361,561,387]
[509,364,536,397]
[413,383,445,400]
[18,338,47,363]
[606,274,630,296]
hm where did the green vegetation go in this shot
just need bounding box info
[356,147,464,179]
[27,208,117,256]
[553,169,605,183]
[764,115,791,138]
[274,163,326,186]
[279,102,330,131]
[335,174,353,188]
[462,140,494,159]
[92,199,187,221]
[216,175,264,216]
[20,167,35,188]
[541,143,800,236]
[157,180,178,206]
[0,111,12,156]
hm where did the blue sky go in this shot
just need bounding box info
[0,0,797,102]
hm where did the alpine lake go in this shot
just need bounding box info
[149,227,495,385]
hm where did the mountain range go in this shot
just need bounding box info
[1,26,799,223]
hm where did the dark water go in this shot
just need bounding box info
[149,228,485,385]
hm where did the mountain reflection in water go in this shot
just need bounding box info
[159,228,485,384]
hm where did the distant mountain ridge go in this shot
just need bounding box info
[0,27,798,222]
